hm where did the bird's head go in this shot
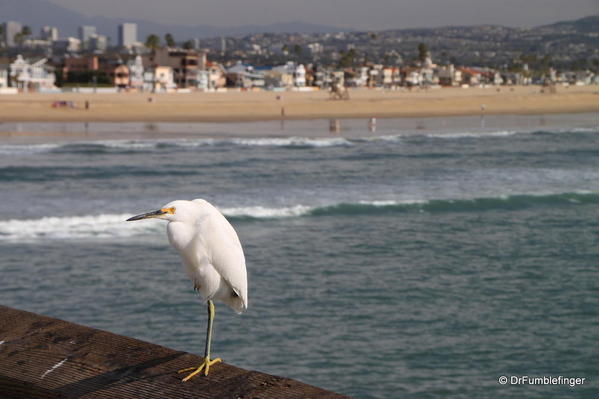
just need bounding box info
[126,200,195,223]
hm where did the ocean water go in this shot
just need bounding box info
[1,114,599,398]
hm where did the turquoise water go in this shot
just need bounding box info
[1,115,599,398]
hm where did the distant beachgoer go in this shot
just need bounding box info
[85,100,90,110]
[368,117,377,133]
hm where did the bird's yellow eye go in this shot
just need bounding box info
[161,207,176,215]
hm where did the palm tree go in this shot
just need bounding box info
[145,34,161,51]
[165,33,176,47]
[418,42,429,63]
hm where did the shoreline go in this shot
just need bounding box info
[0,86,597,125]
[1,112,597,145]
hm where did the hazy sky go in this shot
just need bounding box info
[48,0,598,30]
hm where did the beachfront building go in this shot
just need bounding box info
[9,55,56,91]
[144,48,205,88]
[128,55,145,90]
[382,67,394,88]
[346,66,368,87]
[63,55,99,74]
[437,64,462,86]
[152,66,176,92]
[206,62,227,89]
[0,67,8,88]
[405,68,423,87]
[294,64,306,87]
[459,67,482,86]
[313,67,336,88]
[226,61,265,88]
[197,70,209,90]
[264,67,292,88]
[113,64,130,89]
[265,62,306,88]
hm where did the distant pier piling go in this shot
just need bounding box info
[0,305,351,399]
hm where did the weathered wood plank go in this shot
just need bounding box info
[0,305,351,399]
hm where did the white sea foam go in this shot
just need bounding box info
[98,140,160,149]
[0,143,61,155]
[424,130,518,139]
[97,136,353,149]
[0,213,163,240]
[358,199,426,206]
[227,137,352,147]
[0,136,353,154]
[0,206,313,241]
[221,205,313,218]
[0,200,434,241]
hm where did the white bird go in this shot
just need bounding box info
[127,199,248,381]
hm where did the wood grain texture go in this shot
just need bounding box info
[0,305,351,399]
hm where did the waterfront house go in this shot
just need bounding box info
[127,55,144,90]
[0,66,8,89]
[113,64,130,89]
[437,64,462,86]
[9,55,56,91]
[152,66,176,92]
[226,61,265,88]
[63,55,100,74]
[206,62,227,89]
[145,48,205,88]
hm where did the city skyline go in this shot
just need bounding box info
[45,0,598,30]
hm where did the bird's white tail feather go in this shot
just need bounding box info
[222,294,247,314]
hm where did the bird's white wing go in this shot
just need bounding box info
[193,199,248,309]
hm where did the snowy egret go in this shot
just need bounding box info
[127,199,248,381]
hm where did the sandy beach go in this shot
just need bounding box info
[0,85,597,125]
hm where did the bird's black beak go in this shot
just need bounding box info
[126,209,165,221]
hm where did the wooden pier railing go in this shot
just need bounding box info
[0,305,351,399]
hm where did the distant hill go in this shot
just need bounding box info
[0,0,344,42]
[0,0,596,45]
[539,15,599,33]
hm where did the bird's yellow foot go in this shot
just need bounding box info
[178,357,222,381]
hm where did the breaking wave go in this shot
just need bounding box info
[1,192,597,241]
[0,137,353,155]
[2,125,597,155]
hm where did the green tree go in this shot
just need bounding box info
[293,44,302,58]
[339,48,356,68]
[165,33,175,47]
[418,42,428,63]
[145,34,161,50]
[182,40,194,50]
[13,25,32,46]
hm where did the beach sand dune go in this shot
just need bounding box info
[0,85,597,124]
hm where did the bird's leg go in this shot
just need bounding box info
[178,300,222,381]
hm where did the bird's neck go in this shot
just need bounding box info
[167,221,195,253]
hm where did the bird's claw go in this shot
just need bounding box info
[178,357,222,381]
